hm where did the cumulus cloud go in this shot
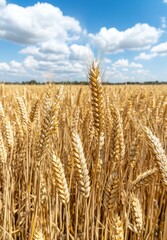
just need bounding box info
[135,52,156,60]
[104,65,151,83]
[70,44,94,61]
[135,41,167,60]
[151,41,167,54]
[0,0,6,7]
[113,59,129,67]
[0,62,9,71]
[0,60,24,72]
[113,58,143,68]
[21,42,94,64]
[104,58,148,83]
[40,40,70,55]
[19,46,40,55]
[89,24,162,53]
[0,60,26,78]
[24,56,39,69]
[21,47,90,82]
[0,2,81,44]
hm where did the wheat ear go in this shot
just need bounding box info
[112,214,124,240]
[4,119,14,149]
[71,131,91,198]
[143,126,167,186]
[103,172,119,213]
[16,96,28,126]
[0,102,5,120]
[0,132,7,163]
[131,168,157,190]
[50,154,69,204]
[37,91,58,161]
[33,228,44,240]
[89,60,104,135]
[29,100,40,123]
[131,194,143,234]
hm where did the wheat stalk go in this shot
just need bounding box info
[110,105,125,164]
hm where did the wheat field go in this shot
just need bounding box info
[0,62,167,240]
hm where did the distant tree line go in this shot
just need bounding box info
[1,79,167,85]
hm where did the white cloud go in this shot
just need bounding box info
[0,60,25,76]
[24,56,39,69]
[113,59,129,67]
[163,0,167,3]
[0,62,10,71]
[70,44,94,61]
[21,51,88,82]
[20,42,94,61]
[10,60,22,68]
[19,46,40,55]
[161,17,166,29]
[135,41,167,60]
[132,69,149,74]
[20,42,94,71]
[135,52,156,60]
[6,0,93,79]
[113,58,143,68]
[0,0,6,7]
[104,58,112,64]
[9,61,25,74]
[90,24,162,53]
[40,40,70,55]
[151,41,167,54]
[130,62,143,68]
[105,66,151,83]
[0,2,81,44]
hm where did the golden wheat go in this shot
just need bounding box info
[0,62,166,239]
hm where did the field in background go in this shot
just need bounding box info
[0,78,167,239]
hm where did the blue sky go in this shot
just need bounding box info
[0,0,167,82]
